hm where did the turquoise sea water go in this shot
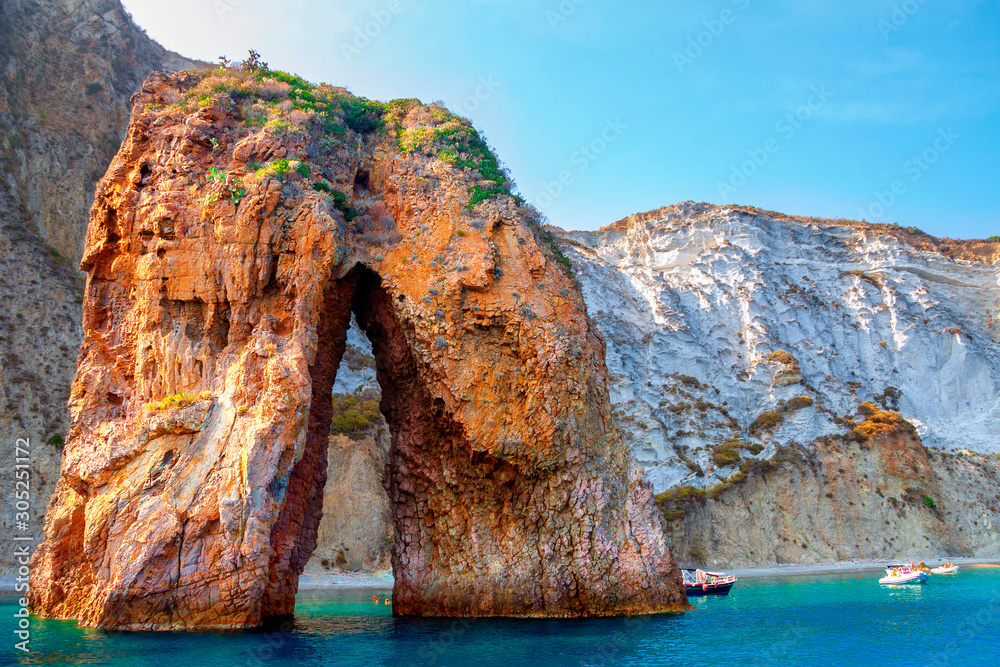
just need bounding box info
[2,567,998,666]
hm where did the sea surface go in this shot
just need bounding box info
[2,566,998,666]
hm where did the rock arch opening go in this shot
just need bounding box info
[263,261,690,618]
[261,262,498,617]
[309,322,391,574]
[260,264,400,615]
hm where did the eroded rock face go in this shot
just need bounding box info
[664,431,1000,566]
[29,70,686,629]
[0,0,204,573]
[559,202,1000,565]
[561,202,1000,490]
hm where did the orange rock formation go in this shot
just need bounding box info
[29,70,687,629]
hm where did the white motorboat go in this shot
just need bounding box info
[879,564,929,585]
[930,563,960,575]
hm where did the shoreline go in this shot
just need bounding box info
[298,571,394,590]
[302,556,1000,589]
[4,557,998,593]
[725,556,1000,579]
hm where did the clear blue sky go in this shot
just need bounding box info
[122,0,998,238]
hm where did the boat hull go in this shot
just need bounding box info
[685,581,736,597]
[879,572,929,585]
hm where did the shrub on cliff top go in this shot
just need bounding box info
[201,60,394,137]
[340,96,387,134]
[242,48,269,74]
[192,62,517,210]
[400,118,513,210]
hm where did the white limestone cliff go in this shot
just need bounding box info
[559,202,1000,494]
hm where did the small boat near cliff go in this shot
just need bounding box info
[879,564,930,585]
[682,568,738,596]
[930,562,960,575]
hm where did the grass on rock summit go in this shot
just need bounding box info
[165,58,519,213]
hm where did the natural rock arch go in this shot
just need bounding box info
[29,71,687,629]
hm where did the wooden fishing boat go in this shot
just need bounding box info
[682,568,737,596]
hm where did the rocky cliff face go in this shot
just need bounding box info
[559,202,1000,566]
[665,435,1000,567]
[29,69,687,629]
[0,0,202,571]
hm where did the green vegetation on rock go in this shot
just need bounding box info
[853,401,915,439]
[144,390,212,412]
[394,106,514,210]
[312,182,358,222]
[749,396,813,434]
[654,485,707,523]
[712,438,743,467]
[329,389,383,436]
